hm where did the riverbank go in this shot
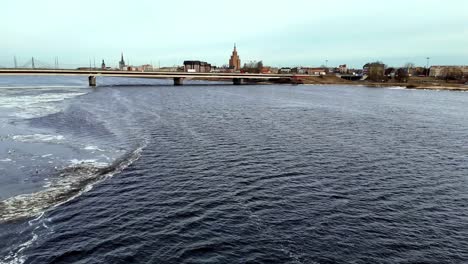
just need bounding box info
[300,76,468,91]
[193,75,468,91]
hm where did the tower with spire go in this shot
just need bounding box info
[229,44,241,71]
[119,52,126,70]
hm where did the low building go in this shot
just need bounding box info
[260,67,272,74]
[278,67,292,74]
[135,64,153,72]
[291,67,308,74]
[269,67,279,74]
[429,66,468,77]
[290,67,327,75]
[184,61,212,73]
[339,64,348,74]
[158,67,180,72]
[306,67,327,75]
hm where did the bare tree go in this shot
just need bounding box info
[395,68,409,83]
[404,62,415,76]
[367,61,386,82]
[242,61,263,73]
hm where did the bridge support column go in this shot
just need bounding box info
[233,78,243,85]
[88,76,96,87]
[174,77,184,86]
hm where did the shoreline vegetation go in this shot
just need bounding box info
[190,76,468,91]
[300,76,468,91]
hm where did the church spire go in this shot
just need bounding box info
[119,52,126,70]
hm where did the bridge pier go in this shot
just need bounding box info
[88,76,96,87]
[174,77,184,86]
[233,78,243,85]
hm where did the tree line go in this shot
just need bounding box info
[365,62,466,83]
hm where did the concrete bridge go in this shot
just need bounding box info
[0,69,304,86]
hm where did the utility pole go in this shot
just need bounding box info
[426,57,430,77]
[32,57,35,69]
[14,56,17,68]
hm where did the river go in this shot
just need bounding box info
[1,77,467,263]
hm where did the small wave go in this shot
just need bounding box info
[0,146,144,223]
[0,213,45,264]
[12,134,65,143]
[0,233,38,264]
[0,158,12,162]
[83,146,104,152]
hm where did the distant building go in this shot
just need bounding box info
[278,67,292,74]
[429,66,468,77]
[229,44,241,71]
[119,53,126,70]
[184,61,212,73]
[260,67,272,74]
[291,67,327,75]
[159,67,180,72]
[307,67,327,75]
[134,64,153,72]
[339,64,348,74]
[410,67,427,76]
[291,67,307,74]
[101,60,106,70]
[269,67,279,74]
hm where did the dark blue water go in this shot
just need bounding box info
[1,77,468,263]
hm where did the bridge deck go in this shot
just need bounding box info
[0,69,300,80]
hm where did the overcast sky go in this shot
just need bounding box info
[1,0,467,68]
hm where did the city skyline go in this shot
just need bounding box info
[1,0,467,68]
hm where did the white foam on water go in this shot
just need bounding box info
[0,89,87,118]
[0,213,46,264]
[12,134,65,143]
[84,146,104,152]
[42,181,51,188]
[388,86,407,90]
[69,159,109,168]
[0,145,145,225]
[0,85,84,89]
[0,158,12,162]
[41,154,53,158]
